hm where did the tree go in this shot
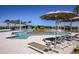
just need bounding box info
[10,20,16,27]
[28,21,31,29]
[4,19,10,28]
[73,5,79,14]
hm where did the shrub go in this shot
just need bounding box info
[73,45,79,54]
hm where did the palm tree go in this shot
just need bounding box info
[4,19,10,29]
[28,21,31,24]
[15,19,27,31]
[28,21,31,29]
[10,20,15,27]
[15,19,22,31]
[22,21,27,29]
[73,5,79,14]
[14,20,20,26]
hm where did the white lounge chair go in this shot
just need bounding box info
[28,42,59,54]
[28,42,49,54]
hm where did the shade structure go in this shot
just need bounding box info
[41,11,77,21]
[40,10,77,32]
[72,16,79,21]
[40,10,77,46]
[62,17,79,31]
[72,16,79,32]
[41,11,77,32]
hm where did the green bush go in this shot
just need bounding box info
[73,45,79,54]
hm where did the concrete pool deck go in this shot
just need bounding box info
[0,32,79,54]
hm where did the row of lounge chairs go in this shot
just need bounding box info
[28,33,79,54]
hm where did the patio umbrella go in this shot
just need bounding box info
[41,10,76,30]
[61,18,73,32]
[60,17,79,41]
[40,10,77,46]
[63,19,74,42]
[72,16,79,33]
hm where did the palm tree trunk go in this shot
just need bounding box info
[7,23,10,29]
[20,20,21,31]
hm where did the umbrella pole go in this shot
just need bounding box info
[57,21,59,31]
[70,21,72,32]
[64,22,66,32]
[70,20,73,40]
[54,20,58,48]
[78,22,79,33]
[63,21,66,31]
[64,22,65,31]
[8,24,10,30]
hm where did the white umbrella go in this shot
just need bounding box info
[46,10,74,14]
[72,16,79,33]
[41,10,76,47]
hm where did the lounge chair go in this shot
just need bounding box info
[73,34,79,41]
[28,42,59,54]
[6,35,17,39]
[43,37,55,45]
[28,42,49,54]
[65,33,79,41]
[43,36,71,51]
[43,36,64,45]
[73,34,79,39]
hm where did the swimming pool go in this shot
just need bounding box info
[11,29,69,39]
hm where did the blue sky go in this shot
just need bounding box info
[0,5,77,26]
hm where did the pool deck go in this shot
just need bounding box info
[0,32,79,54]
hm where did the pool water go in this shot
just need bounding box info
[12,31,29,39]
[49,29,69,35]
[11,29,69,39]
[26,29,32,32]
[11,29,33,39]
[0,30,14,32]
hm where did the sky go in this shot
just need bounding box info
[0,5,77,26]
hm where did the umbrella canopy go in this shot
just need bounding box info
[40,10,77,31]
[40,11,77,31]
[40,11,77,22]
[72,16,79,21]
[72,16,79,32]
